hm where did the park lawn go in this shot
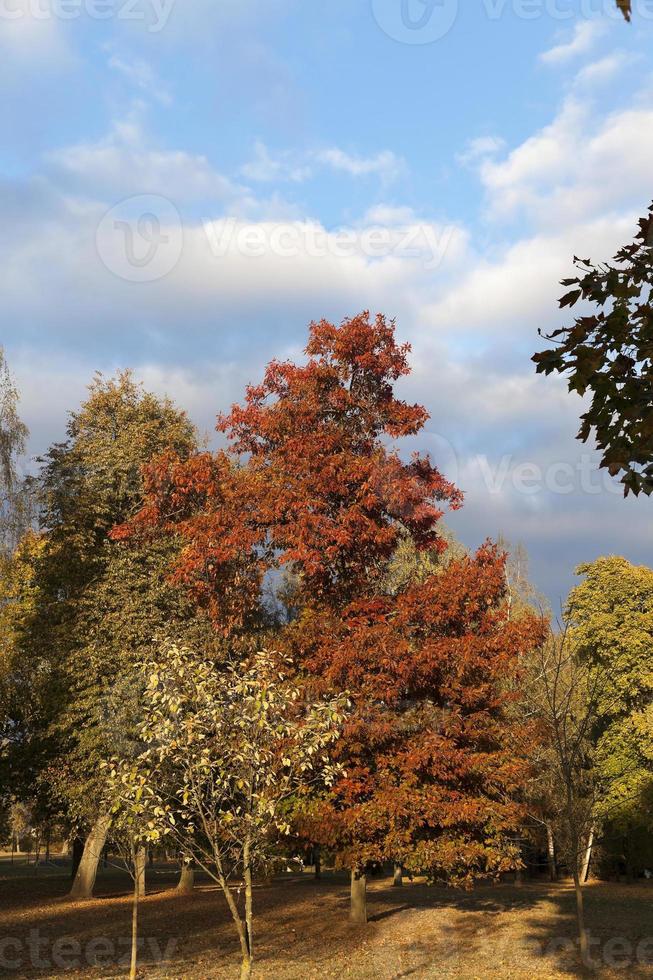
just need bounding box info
[2,862,653,978]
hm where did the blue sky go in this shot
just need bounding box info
[2,0,653,604]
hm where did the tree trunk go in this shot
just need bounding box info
[623,830,634,883]
[134,846,146,898]
[546,822,557,881]
[243,838,254,978]
[130,861,139,980]
[393,862,403,887]
[70,836,84,879]
[581,826,594,883]
[314,844,321,880]
[214,857,251,980]
[176,857,195,894]
[573,868,590,966]
[350,868,367,925]
[513,835,523,887]
[69,813,111,899]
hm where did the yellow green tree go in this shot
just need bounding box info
[15,372,213,899]
[566,556,653,871]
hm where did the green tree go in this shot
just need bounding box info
[382,522,467,596]
[0,533,47,812]
[566,557,653,856]
[0,350,32,818]
[533,205,653,496]
[17,372,205,898]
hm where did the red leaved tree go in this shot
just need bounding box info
[116,312,543,921]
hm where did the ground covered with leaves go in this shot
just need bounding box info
[3,861,653,978]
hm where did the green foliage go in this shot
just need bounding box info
[382,523,466,595]
[11,372,204,828]
[50,537,219,822]
[0,532,47,818]
[533,205,653,495]
[567,556,653,831]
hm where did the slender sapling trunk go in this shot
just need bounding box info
[546,822,557,882]
[135,846,146,898]
[130,855,139,980]
[581,826,594,883]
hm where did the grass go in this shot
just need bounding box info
[2,859,653,978]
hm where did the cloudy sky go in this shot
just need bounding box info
[2,0,652,606]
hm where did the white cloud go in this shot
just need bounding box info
[573,52,629,88]
[539,21,606,65]
[4,64,653,604]
[0,0,72,70]
[457,136,506,167]
[106,52,172,106]
[240,142,406,186]
[314,147,405,182]
[423,214,635,334]
[240,141,311,183]
[47,113,249,208]
[361,204,418,225]
[476,91,653,226]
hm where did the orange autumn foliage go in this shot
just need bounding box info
[115,312,544,882]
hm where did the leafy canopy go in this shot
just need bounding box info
[533,204,653,496]
[566,556,653,830]
[14,372,202,827]
[124,312,544,883]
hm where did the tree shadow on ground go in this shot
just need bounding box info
[518,879,653,978]
[3,864,653,978]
